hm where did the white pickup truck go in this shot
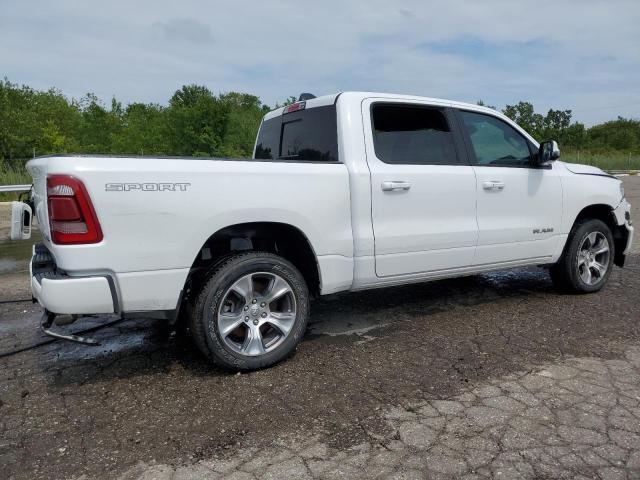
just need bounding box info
[13,91,634,370]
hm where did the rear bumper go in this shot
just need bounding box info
[30,243,117,315]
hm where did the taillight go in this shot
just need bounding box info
[47,175,103,244]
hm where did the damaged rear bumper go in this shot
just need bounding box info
[30,243,118,315]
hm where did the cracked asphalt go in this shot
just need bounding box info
[1,177,639,480]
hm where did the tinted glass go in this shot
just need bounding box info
[371,104,458,165]
[460,111,532,167]
[253,117,279,160]
[254,105,338,162]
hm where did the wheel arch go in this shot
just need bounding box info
[569,203,628,267]
[183,221,321,304]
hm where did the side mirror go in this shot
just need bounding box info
[538,140,560,164]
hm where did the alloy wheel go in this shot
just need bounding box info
[577,231,610,286]
[216,272,297,356]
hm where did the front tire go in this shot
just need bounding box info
[550,219,615,293]
[189,251,309,370]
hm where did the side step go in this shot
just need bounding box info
[40,311,100,346]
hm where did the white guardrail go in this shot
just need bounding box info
[0,184,31,193]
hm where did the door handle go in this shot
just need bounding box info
[482,181,505,191]
[381,181,411,191]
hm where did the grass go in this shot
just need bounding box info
[561,150,640,171]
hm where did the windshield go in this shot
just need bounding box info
[254,105,338,162]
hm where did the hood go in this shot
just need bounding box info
[562,162,609,176]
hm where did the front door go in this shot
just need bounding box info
[363,99,478,277]
[456,109,563,265]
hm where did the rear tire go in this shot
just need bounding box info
[550,219,614,293]
[189,251,309,370]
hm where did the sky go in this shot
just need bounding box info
[1,0,639,125]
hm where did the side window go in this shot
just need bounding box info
[371,104,459,165]
[460,111,533,167]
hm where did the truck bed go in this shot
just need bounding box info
[27,155,354,312]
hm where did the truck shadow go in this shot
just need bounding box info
[308,266,553,338]
[42,266,558,387]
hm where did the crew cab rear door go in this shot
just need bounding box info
[362,98,478,277]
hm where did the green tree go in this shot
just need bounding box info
[77,94,123,153]
[111,103,169,155]
[502,101,544,137]
[586,117,640,153]
[0,79,83,161]
[2,78,638,169]
[0,79,39,161]
[167,84,230,156]
[217,92,266,157]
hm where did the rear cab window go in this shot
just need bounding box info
[254,105,338,162]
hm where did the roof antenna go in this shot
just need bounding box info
[298,93,316,101]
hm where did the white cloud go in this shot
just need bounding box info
[0,0,638,124]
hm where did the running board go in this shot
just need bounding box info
[40,311,100,346]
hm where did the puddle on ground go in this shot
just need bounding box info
[480,266,549,285]
[55,329,150,361]
[40,317,158,361]
[307,310,393,345]
[0,230,43,274]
